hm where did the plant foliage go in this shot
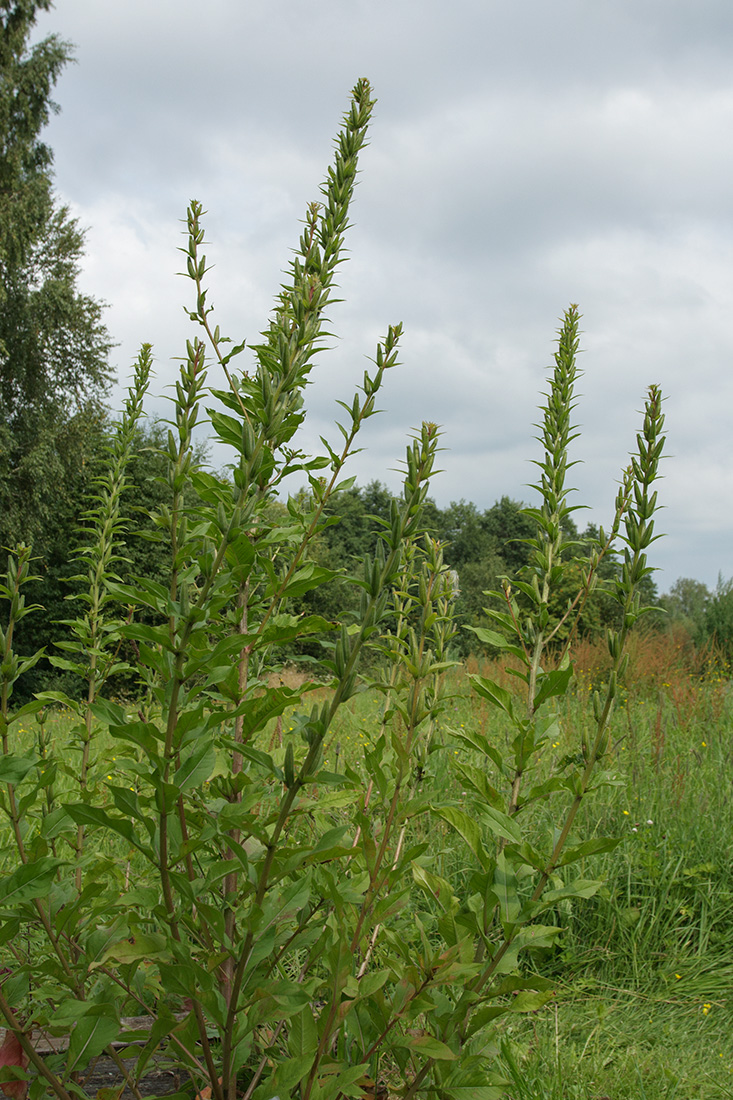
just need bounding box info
[0,81,665,1100]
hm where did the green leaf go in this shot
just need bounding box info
[315,1063,371,1100]
[109,719,161,756]
[36,689,79,711]
[288,1006,318,1057]
[522,776,567,807]
[40,806,73,839]
[469,675,514,719]
[7,700,45,723]
[96,932,171,968]
[557,837,620,865]
[64,803,150,856]
[109,579,170,616]
[47,655,85,674]
[67,1010,119,1072]
[412,863,457,911]
[357,969,389,999]
[466,626,511,649]
[514,924,563,950]
[533,665,574,709]
[0,858,63,906]
[277,564,338,600]
[106,785,148,829]
[441,1089,504,1100]
[270,1054,313,1096]
[541,878,603,903]
[494,851,521,925]
[90,697,128,727]
[209,409,244,449]
[489,975,555,997]
[0,751,38,786]
[479,806,522,845]
[432,805,486,866]
[174,743,216,791]
[453,763,503,808]
[508,990,555,1013]
[395,1034,457,1061]
[133,1005,185,1079]
[451,727,505,772]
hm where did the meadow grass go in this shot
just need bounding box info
[9,631,732,1099]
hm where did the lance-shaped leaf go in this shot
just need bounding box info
[0,858,63,907]
[174,743,216,791]
[479,805,523,845]
[507,989,556,1013]
[393,1033,457,1061]
[466,625,525,662]
[412,863,458,911]
[64,804,152,857]
[556,837,620,866]
[67,1009,120,1073]
[469,675,514,719]
[533,665,574,709]
[0,752,38,786]
[440,1087,504,1100]
[432,805,487,867]
[94,931,172,969]
[494,851,521,926]
[540,878,604,903]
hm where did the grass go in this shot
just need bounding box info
[6,630,733,1099]
[496,983,733,1099]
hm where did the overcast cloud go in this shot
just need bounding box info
[32,0,733,589]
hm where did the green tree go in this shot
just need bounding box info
[0,0,113,555]
[482,494,537,573]
[437,500,491,566]
[658,575,710,642]
[432,497,538,652]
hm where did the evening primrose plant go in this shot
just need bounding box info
[409,309,665,1100]
[0,82,666,1100]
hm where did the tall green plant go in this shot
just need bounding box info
[400,307,665,1099]
[0,90,667,1100]
[0,79,451,1100]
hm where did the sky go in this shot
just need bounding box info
[32,0,733,591]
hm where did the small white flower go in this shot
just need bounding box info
[632,827,638,832]
[646,819,654,825]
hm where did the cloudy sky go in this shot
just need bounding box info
[33,0,733,590]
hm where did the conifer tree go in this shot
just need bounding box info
[0,0,113,552]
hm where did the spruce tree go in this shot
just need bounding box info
[1,1,114,697]
[0,0,113,553]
